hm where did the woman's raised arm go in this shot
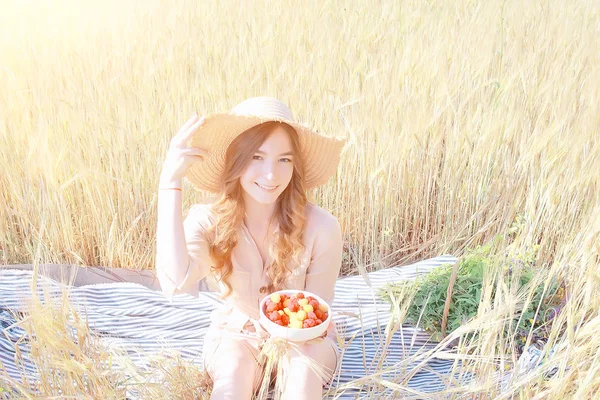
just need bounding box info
[155,115,209,302]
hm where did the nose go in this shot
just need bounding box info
[262,160,277,181]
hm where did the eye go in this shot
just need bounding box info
[280,158,292,163]
[252,155,262,160]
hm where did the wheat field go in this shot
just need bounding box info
[1,0,599,398]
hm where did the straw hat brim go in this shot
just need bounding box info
[184,113,346,193]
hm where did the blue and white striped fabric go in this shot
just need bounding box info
[1,255,463,398]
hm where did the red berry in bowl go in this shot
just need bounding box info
[269,311,281,321]
[289,301,300,312]
[303,319,317,328]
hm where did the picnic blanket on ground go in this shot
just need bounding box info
[1,255,465,398]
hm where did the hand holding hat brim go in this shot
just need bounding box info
[183,98,347,193]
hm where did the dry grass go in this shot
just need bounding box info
[0,278,213,399]
[1,0,599,398]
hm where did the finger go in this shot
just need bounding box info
[180,147,209,156]
[175,115,199,138]
[181,116,206,142]
[182,154,206,163]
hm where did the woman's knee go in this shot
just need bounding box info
[207,339,264,390]
[293,340,337,365]
[213,353,257,378]
[281,356,326,400]
[287,339,338,385]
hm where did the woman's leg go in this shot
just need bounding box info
[280,337,339,400]
[204,337,264,400]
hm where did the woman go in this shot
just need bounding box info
[156,97,346,399]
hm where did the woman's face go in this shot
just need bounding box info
[239,125,295,205]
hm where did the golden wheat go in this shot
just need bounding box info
[1,0,599,398]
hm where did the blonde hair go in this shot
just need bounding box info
[206,121,307,298]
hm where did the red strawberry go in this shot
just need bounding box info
[266,302,278,312]
[289,300,300,312]
[269,311,281,321]
[307,312,317,320]
[281,314,290,326]
[309,300,319,310]
[302,320,313,328]
[306,296,316,302]
[315,319,323,325]
[296,292,305,299]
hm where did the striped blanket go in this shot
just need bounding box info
[1,255,462,399]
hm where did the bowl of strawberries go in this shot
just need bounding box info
[259,290,331,342]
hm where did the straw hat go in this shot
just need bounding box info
[184,97,347,193]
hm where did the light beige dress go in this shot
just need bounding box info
[157,202,343,386]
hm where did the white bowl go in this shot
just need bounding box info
[259,289,331,342]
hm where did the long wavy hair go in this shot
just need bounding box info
[205,121,308,298]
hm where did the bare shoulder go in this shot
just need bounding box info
[186,203,216,228]
[188,202,214,216]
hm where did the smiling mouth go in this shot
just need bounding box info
[255,182,279,192]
